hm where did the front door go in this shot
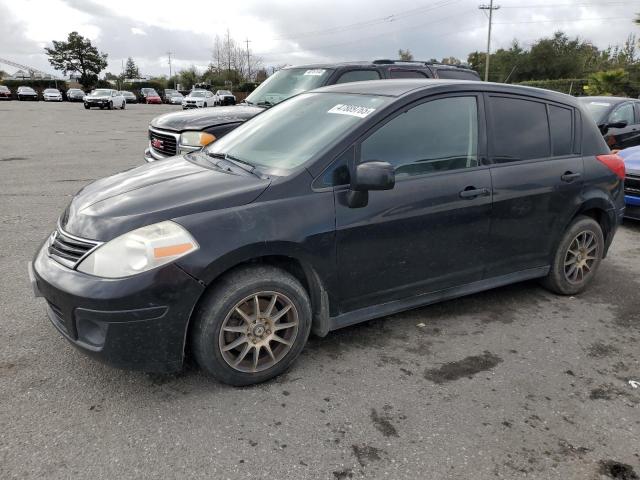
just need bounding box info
[334,94,493,313]
[606,102,640,150]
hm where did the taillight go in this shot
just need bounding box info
[596,154,625,180]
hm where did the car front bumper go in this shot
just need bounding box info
[85,99,110,106]
[30,241,205,372]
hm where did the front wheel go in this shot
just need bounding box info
[121,100,126,110]
[84,104,90,109]
[191,266,312,386]
[541,215,604,295]
[108,101,113,110]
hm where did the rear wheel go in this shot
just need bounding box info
[541,215,604,295]
[191,265,312,386]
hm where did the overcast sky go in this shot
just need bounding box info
[0,0,637,78]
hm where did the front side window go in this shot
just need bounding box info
[435,69,479,80]
[489,96,550,162]
[361,96,478,177]
[609,103,634,125]
[207,92,390,171]
[336,70,381,84]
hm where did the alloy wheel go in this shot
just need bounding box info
[563,230,599,284]
[218,291,299,373]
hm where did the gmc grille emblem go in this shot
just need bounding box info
[151,138,164,149]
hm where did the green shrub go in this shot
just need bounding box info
[0,79,69,96]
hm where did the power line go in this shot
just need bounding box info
[479,1,500,82]
[494,16,631,24]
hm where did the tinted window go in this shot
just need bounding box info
[635,103,640,124]
[548,105,573,156]
[361,96,478,177]
[389,70,428,79]
[490,96,549,162]
[336,70,381,84]
[609,103,634,125]
[435,69,480,80]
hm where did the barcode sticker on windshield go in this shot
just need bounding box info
[304,69,326,76]
[328,104,376,118]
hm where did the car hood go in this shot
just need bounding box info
[150,105,264,131]
[61,155,271,241]
[624,156,640,175]
[87,95,110,100]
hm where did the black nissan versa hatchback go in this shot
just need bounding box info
[30,80,625,386]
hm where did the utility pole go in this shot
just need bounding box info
[245,38,251,81]
[226,29,232,74]
[478,0,500,82]
[167,51,174,88]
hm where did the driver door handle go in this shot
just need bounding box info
[561,172,581,183]
[459,187,490,199]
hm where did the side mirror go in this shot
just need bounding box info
[600,120,628,134]
[347,161,395,208]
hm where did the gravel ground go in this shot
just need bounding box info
[0,101,639,480]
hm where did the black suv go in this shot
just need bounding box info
[144,60,480,162]
[31,80,625,386]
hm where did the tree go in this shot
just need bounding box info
[585,69,631,96]
[45,31,108,89]
[124,57,140,79]
[177,66,200,89]
[0,70,7,79]
[398,49,413,61]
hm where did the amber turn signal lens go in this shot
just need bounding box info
[200,133,216,146]
[154,243,195,258]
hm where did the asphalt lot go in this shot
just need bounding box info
[0,100,639,480]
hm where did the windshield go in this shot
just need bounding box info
[579,98,613,124]
[245,68,333,106]
[190,91,206,97]
[218,90,231,95]
[91,89,112,96]
[206,92,389,171]
[146,90,158,96]
[44,89,58,93]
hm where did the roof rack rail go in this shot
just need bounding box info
[372,59,472,70]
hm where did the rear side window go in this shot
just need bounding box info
[389,70,429,79]
[361,96,478,177]
[435,69,480,80]
[489,96,550,162]
[548,104,573,156]
[335,70,381,84]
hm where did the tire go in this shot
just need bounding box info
[84,104,90,109]
[121,100,126,110]
[191,265,312,386]
[540,215,604,295]
[204,102,208,108]
[108,101,113,110]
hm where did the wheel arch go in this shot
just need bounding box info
[561,192,616,258]
[182,250,332,362]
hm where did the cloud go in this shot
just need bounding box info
[0,0,638,77]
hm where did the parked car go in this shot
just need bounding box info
[214,90,236,106]
[84,89,126,110]
[0,85,11,100]
[167,92,183,105]
[42,88,63,102]
[120,91,138,103]
[140,87,161,103]
[578,96,640,150]
[30,80,624,386]
[181,90,215,109]
[17,86,38,101]
[618,146,640,220]
[163,89,179,103]
[144,59,481,161]
[66,88,85,102]
[144,90,162,104]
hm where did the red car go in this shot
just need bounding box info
[141,88,162,104]
[0,85,12,100]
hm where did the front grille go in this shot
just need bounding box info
[48,228,99,269]
[625,173,640,196]
[149,129,178,156]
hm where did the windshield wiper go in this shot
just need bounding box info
[206,152,259,177]
[256,100,274,107]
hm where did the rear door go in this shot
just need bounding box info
[484,94,583,276]
[334,94,492,312]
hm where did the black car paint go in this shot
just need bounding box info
[583,96,640,149]
[32,80,623,372]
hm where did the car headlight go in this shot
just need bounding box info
[77,221,198,278]
[180,131,216,147]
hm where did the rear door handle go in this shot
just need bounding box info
[561,172,581,182]
[459,187,490,199]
